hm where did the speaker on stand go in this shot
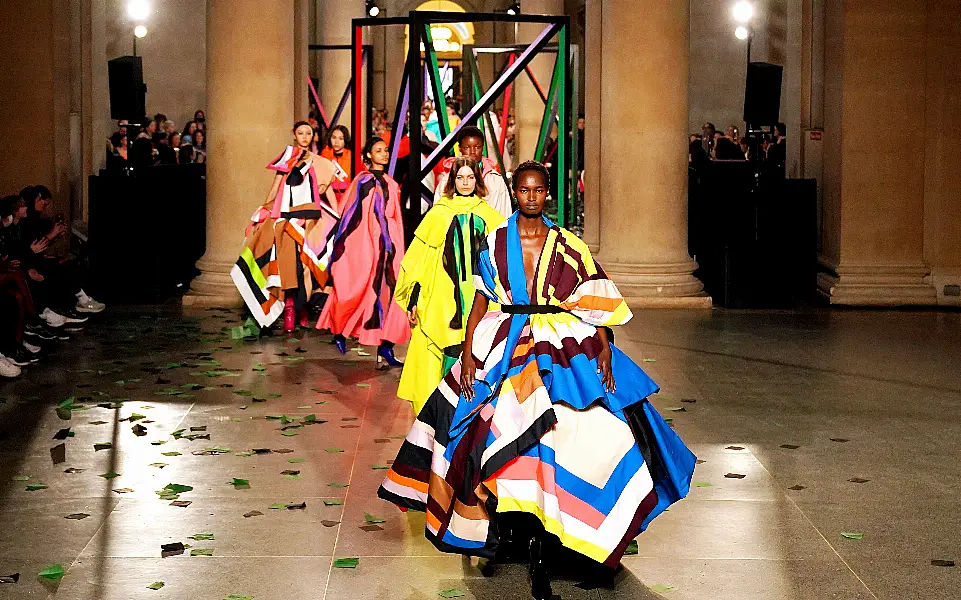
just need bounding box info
[107,56,147,123]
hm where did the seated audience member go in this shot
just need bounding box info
[153,132,177,165]
[107,132,128,170]
[18,186,105,318]
[182,120,197,145]
[192,130,207,163]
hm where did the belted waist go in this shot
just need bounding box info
[501,305,566,315]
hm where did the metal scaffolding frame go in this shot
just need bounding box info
[350,11,574,230]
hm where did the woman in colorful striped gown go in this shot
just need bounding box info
[316,138,409,366]
[395,156,505,415]
[378,161,696,599]
[231,121,340,332]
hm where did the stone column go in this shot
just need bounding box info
[596,0,708,305]
[516,0,564,163]
[185,0,294,306]
[316,0,365,133]
[817,0,936,305]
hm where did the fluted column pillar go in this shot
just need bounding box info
[597,0,708,305]
[185,0,294,306]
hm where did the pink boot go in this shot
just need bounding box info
[283,297,296,333]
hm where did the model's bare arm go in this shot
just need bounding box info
[460,292,490,400]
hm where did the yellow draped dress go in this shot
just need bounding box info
[395,194,506,413]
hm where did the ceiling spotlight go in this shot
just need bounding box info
[134,25,148,38]
[127,0,149,21]
[733,1,754,23]
[734,26,749,40]
[507,2,520,15]
[366,1,380,17]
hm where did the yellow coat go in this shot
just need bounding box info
[395,194,506,413]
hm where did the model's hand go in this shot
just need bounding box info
[27,268,44,282]
[49,222,67,239]
[30,238,49,254]
[407,306,418,326]
[460,357,477,401]
[597,345,615,393]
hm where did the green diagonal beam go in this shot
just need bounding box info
[423,24,451,143]
[534,51,562,163]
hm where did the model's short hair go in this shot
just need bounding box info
[457,126,484,145]
[511,160,550,191]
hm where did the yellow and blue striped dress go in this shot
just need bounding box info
[378,214,696,566]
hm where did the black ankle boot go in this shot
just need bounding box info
[495,521,529,564]
[529,534,553,600]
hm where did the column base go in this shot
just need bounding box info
[182,257,243,308]
[817,260,937,306]
[602,259,710,306]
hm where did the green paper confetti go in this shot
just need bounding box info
[650,584,677,593]
[25,483,48,491]
[231,478,250,489]
[439,590,465,599]
[99,472,121,480]
[11,475,30,482]
[161,451,182,457]
[37,564,65,580]
[371,465,390,470]
[287,457,306,463]
[333,557,359,569]
[325,448,344,453]
[188,533,215,540]
[190,548,215,556]
[364,513,386,524]
[692,481,713,487]
[624,540,639,555]
[355,383,370,389]
[146,581,165,590]
[840,532,864,540]
[323,499,344,506]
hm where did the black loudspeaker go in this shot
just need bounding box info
[743,61,782,126]
[107,56,146,122]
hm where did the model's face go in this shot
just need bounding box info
[330,130,345,151]
[368,141,389,167]
[454,166,476,196]
[294,125,313,149]
[460,136,484,162]
[35,197,50,213]
[515,171,548,216]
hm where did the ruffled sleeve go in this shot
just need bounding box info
[266,146,295,172]
[557,240,633,327]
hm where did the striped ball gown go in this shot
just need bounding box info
[378,214,696,567]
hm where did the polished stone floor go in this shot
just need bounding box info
[1,306,959,599]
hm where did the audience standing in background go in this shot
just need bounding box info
[192,130,206,163]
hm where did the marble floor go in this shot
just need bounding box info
[1,306,959,600]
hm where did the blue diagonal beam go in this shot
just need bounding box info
[387,67,410,178]
[421,22,563,175]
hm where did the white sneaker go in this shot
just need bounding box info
[76,297,106,313]
[41,308,66,328]
[0,356,21,378]
[22,341,41,354]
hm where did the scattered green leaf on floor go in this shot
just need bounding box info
[650,584,677,593]
[161,451,182,457]
[296,405,311,410]
[127,413,147,422]
[840,532,864,540]
[93,442,113,451]
[364,513,386,524]
[438,589,465,598]
[190,548,215,556]
[268,503,287,510]
[11,475,30,482]
[235,451,253,457]
[113,488,135,494]
[231,478,250,489]
[355,383,370,389]
[37,564,65,580]
[188,533,215,541]
[163,483,194,493]
[323,499,343,506]
[692,481,712,487]
[287,457,305,464]
[281,430,298,437]
[371,465,390,470]
[149,463,168,469]
[146,581,165,590]
[325,448,344,453]
[224,595,254,600]
[333,557,359,569]
[624,540,639,555]
[99,472,120,480]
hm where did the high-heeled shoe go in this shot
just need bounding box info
[376,344,403,368]
[332,334,347,355]
[282,298,296,333]
[529,534,553,600]
[298,309,309,328]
